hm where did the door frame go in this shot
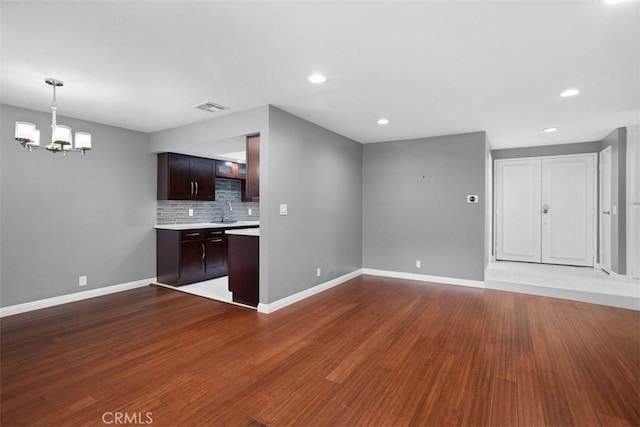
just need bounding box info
[598,146,612,273]
[493,153,598,266]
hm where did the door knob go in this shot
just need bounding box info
[541,204,549,214]
[602,210,611,215]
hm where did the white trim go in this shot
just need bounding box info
[485,280,639,311]
[628,126,640,279]
[362,268,485,288]
[257,269,363,314]
[0,277,156,318]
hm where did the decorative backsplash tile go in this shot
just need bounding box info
[157,178,260,224]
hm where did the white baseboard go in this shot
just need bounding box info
[485,280,639,311]
[257,269,363,314]
[362,268,485,289]
[0,277,156,318]
[593,263,636,281]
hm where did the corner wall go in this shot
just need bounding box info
[600,127,627,274]
[0,104,156,307]
[262,106,363,303]
[362,132,487,281]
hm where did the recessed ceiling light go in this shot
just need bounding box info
[377,118,389,125]
[543,127,558,133]
[560,88,580,98]
[308,74,327,84]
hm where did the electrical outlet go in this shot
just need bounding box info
[416,260,421,268]
[188,208,194,217]
[317,268,321,277]
[248,208,252,216]
[79,275,87,287]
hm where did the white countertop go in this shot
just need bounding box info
[155,221,259,230]
[226,228,260,237]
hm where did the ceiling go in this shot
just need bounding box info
[1,0,638,149]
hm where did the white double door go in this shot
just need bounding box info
[495,154,596,266]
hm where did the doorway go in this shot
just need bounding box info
[495,154,596,267]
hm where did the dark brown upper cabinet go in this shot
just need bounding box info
[158,153,215,201]
[215,160,247,180]
[245,134,260,200]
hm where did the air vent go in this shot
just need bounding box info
[193,101,230,113]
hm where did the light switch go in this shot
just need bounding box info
[613,205,617,215]
[279,204,288,215]
[467,195,479,203]
[188,208,194,217]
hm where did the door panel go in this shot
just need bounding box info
[541,155,595,266]
[496,159,541,262]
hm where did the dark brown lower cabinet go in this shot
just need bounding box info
[227,234,259,307]
[157,228,228,286]
[157,226,258,287]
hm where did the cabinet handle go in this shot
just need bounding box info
[190,181,194,196]
[202,243,205,260]
[208,238,223,243]
[185,232,200,237]
[195,181,198,196]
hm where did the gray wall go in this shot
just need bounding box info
[362,132,487,281]
[262,106,362,303]
[149,106,268,155]
[601,128,627,274]
[1,104,156,307]
[492,134,627,274]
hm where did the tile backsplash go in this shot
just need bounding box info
[157,178,260,224]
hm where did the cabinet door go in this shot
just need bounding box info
[191,157,215,200]
[205,237,227,278]
[179,240,205,283]
[216,161,237,178]
[169,154,193,200]
[236,163,247,179]
[246,135,260,199]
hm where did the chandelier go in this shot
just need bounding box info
[14,78,92,155]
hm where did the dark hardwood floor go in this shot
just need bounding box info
[1,275,638,426]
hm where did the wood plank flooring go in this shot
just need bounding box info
[1,275,638,426]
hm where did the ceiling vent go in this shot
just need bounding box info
[193,101,229,113]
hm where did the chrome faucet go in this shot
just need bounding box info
[222,202,233,223]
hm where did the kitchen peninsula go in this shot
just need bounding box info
[155,221,259,287]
